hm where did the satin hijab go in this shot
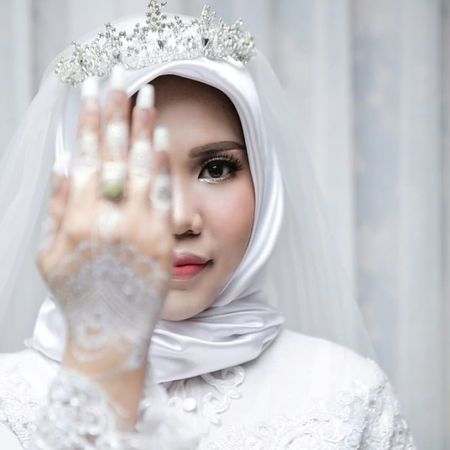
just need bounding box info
[29,18,285,383]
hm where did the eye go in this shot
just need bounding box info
[199,154,243,183]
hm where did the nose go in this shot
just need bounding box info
[171,178,203,238]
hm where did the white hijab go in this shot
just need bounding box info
[0,13,373,377]
[28,17,285,382]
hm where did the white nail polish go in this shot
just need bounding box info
[137,84,154,109]
[153,126,169,152]
[110,65,126,91]
[81,77,99,99]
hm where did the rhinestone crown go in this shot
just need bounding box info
[55,1,256,86]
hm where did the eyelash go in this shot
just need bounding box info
[198,153,243,183]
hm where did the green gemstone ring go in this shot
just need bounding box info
[102,179,125,202]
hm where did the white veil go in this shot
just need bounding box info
[0,13,373,364]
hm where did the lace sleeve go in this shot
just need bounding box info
[0,352,205,449]
[361,375,415,449]
[29,369,205,450]
[0,354,44,448]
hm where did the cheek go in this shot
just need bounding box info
[161,175,254,322]
[202,177,255,258]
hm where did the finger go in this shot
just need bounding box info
[104,66,130,128]
[48,173,70,229]
[69,77,101,207]
[150,127,172,222]
[50,151,72,224]
[128,85,155,208]
[100,65,129,203]
[130,84,156,143]
[38,170,70,256]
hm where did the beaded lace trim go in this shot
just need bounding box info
[199,375,415,449]
[165,365,245,426]
[0,358,415,449]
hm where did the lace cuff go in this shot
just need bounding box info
[0,371,39,447]
[29,369,204,450]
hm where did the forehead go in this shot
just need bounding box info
[152,75,234,107]
[150,75,244,140]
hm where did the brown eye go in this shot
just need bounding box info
[199,155,242,183]
[201,161,231,179]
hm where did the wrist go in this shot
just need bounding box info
[63,339,150,429]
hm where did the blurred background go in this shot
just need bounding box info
[0,0,449,448]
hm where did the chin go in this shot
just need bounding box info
[160,292,211,321]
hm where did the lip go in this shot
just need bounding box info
[174,253,208,266]
[172,253,212,280]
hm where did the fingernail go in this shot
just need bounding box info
[110,65,126,91]
[153,127,169,152]
[81,77,99,100]
[136,84,154,109]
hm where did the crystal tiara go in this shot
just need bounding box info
[55,1,256,86]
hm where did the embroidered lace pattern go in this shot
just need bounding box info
[28,369,203,450]
[0,358,415,449]
[29,370,118,450]
[47,241,165,370]
[165,365,245,426]
[0,356,41,448]
[199,368,415,449]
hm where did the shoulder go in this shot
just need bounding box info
[258,328,386,391]
[0,350,58,448]
[239,330,416,448]
[0,349,58,395]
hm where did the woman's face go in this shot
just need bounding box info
[152,76,255,321]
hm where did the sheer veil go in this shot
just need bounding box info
[0,13,373,362]
[249,54,372,352]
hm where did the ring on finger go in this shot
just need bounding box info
[101,118,128,201]
[101,160,127,202]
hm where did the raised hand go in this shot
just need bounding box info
[36,66,173,381]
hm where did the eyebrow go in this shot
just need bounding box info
[190,141,246,158]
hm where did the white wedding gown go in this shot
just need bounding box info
[0,329,415,449]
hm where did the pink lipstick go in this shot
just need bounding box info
[172,254,211,279]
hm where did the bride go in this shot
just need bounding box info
[0,2,415,448]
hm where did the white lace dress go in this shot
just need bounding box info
[0,330,415,449]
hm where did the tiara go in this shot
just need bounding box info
[55,1,256,86]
